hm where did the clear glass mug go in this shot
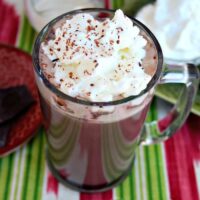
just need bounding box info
[32,8,200,192]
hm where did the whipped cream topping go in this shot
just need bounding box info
[41,9,151,102]
[136,0,200,60]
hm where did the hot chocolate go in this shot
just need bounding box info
[35,9,158,191]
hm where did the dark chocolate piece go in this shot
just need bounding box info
[0,122,11,147]
[0,85,35,124]
[0,85,35,148]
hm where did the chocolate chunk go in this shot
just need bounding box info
[0,85,35,124]
[0,122,11,147]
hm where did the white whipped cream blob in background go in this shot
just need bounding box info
[41,10,152,102]
[25,0,103,31]
[136,0,200,60]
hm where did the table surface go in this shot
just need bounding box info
[0,0,200,199]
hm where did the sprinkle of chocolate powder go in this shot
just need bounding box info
[84,70,91,75]
[71,41,75,47]
[94,39,100,47]
[90,83,94,87]
[153,56,156,59]
[52,58,59,62]
[65,83,73,88]
[69,72,73,78]
[66,39,71,46]
[139,62,142,66]
[116,40,120,44]
[116,27,124,32]
[62,32,66,37]
[93,60,97,63]
[110,40,114,45]
[87,26,95,32]
[57,48,61,51]
[60,79,64,82]
[87,19,91,23]
[75,47,80,52]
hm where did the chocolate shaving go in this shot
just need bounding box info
[52,58,59,62]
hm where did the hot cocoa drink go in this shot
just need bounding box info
[35,9,158,191]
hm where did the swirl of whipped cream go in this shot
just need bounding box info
[41,9,151,102]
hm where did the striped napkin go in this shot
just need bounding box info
[0,0,199,199]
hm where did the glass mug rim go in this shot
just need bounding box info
[32,8,163,106]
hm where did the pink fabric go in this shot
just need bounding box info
[0,0,19,45]
[47,172,59,196]
[104,0,111,9]
[80,190,113,200]
[165,114,200,200]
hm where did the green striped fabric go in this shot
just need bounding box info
[115,100,170,200]
[0,12,170,200]
[0,15,45,200]
[0,15,46,199]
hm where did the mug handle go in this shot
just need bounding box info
[140,62,200,145]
